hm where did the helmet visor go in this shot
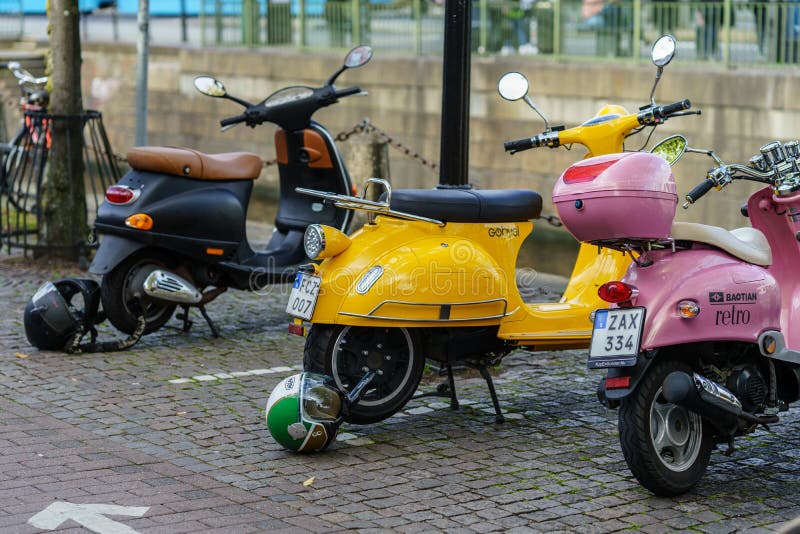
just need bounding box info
[300,373,342,423]
[31,282,75,335]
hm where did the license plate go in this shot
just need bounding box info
[588,307,645,369]
[286,273,321,321]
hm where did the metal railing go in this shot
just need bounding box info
[199,0,800,67]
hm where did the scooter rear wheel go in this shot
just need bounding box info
[618,358,713,496]
[304,324,425,425]
[101,250,178,335]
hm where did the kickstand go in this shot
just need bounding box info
[413,364,459,410]
[176,305,193,333]
[198,305,220,338]
[477,365,505,424]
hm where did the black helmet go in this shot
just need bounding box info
[24,278,100,350]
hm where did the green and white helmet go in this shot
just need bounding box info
[265,373,344,453]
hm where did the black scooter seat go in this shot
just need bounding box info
[387,188,542,223]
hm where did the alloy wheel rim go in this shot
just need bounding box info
[649,386,703,472]
[330,326,415,408]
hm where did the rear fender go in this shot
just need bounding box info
[89,235,146,274]
[596,350,658,407]
[626,248,780,350]
[312,234,514,326]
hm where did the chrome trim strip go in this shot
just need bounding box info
[367,298,508,316]
[339,312,509,322]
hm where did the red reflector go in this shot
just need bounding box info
[106,185,135,204]
[598,281,634,303]
[562,157,621,184]
[605,376,631,389]
[288,323,305,336]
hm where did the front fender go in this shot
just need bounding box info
[89,235,146,274]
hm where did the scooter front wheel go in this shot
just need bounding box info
[304,324,425,425]
[618,358,713,496]
[101,250,178,335]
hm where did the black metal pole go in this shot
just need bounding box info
[438,0,471,188]
[181,0,188,43]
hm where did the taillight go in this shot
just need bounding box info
[106,185,140,205]
[598,281,636,304]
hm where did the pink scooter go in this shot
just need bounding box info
[552,135,800,496]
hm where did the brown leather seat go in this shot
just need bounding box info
[126,146,262,181]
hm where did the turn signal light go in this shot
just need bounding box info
[598,281,636,304]
[677,300,700,319]
[105,185,139,205]
[125,213,153,231]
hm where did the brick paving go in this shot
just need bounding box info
[1,257,800,533]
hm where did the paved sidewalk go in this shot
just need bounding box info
[1,259,799,533]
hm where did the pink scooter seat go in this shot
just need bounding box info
[671,222,772,266]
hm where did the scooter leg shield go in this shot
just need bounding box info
[89,235,147,275]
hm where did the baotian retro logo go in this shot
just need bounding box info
[709,292,724,304]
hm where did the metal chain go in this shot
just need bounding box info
[112,118,438,172]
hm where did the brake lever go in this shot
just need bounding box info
[220,123,240,133]
[669,110,702,118]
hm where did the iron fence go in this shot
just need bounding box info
[198,0,800,66]
[0,110,120,256]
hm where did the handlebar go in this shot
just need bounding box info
[505,98,694,155]
[683,179,715,207]
[504,137,535,153]
[220,113,248,127]
[655,99,691,119]
[504,131,559,154]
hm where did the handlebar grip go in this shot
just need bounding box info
[335,86,362,98]
[685,179,714,205]
[220,113,247,127]
[504,137,535,153]
[657,99,691,119]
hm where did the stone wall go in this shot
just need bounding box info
[21,42,800,229]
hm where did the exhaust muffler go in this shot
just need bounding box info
[662,371,778,430]
[143,270,202,304]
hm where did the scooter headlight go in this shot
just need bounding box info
[304,224,351,260]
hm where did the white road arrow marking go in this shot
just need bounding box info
[28,502,149,534]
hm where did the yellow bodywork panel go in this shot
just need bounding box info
[311,217,529,327]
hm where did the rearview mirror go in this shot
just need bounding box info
[193,76,227,98]
[344,46,373,68]
[498,72,529,102]
[651,34,677,67]
[651,134,687,166]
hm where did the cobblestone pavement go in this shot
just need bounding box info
[1,258,800,533]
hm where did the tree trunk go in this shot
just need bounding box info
[41,0,86,261]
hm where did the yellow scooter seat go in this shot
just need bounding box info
[386,188,542,223]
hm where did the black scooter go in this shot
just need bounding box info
[90,46,372,335]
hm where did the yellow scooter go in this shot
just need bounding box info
[287,36,697,424]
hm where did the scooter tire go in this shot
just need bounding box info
[303,324,425,425]
[618,358,713,496]
[101,250,178,335]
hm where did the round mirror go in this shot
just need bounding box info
[651,134,687,166]
[498,72,529,102]
[651,35,677,67]
[344,46,373,68]
[193,76,227,97]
